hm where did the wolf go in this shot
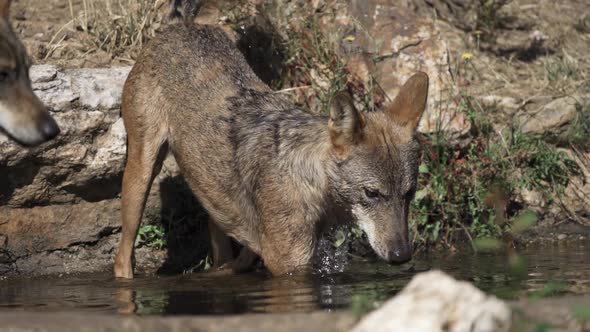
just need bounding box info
[0,0,59,146]
[114,22,428,279]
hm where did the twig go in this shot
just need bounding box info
[274,85,312,93]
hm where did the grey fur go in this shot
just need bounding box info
[114,23,429,278]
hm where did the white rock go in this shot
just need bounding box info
[30,65,132,111]
[353,270,512,332]
[31,65,79,111]
[70,67,132,109]
[29,64,58,83]
[91,118,128,169]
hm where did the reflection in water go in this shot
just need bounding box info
[0,241,588,315]
[114,288,136,314]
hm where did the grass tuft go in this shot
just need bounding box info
[58,0,163,61]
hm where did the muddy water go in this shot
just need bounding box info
[1,241,588,315]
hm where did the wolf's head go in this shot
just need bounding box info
[0,0,59,146]
[328,72,428,264]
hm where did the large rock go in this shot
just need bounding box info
[353,270,512,332]
[345,2,470,140]
[518,96,584,134]
[0,200,121,275]
[0,200,120,259]
[260,1,471,142]
[0,65,211,276]
[0,65,132,207]
[0,65,137,275]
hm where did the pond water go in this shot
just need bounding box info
[1,241,588,315]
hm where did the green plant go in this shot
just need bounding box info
[410,90,580,248]
[282,18,348,113]
[410,127,505,246]
[261,3,384,115]
[136,224,167,249]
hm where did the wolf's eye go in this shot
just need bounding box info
[364,188,380,200]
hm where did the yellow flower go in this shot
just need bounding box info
[462,52,474,61]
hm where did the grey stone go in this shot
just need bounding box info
[70,67,132,109]
[519,96,581,134]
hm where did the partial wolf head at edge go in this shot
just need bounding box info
[0,0,59,146]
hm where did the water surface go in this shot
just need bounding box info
[1,241,588,315]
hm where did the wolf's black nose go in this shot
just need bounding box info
[41,117,60,140]
[387,236,412,264]
[388,248,412,264]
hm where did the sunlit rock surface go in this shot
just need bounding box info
[353,270,512,332]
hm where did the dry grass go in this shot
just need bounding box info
[47,0,164,63]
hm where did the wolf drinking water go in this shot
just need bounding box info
[114,21,428,279]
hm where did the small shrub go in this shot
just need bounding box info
[410,95,580,248]
[136,224,167,249]
[565,103,590,149]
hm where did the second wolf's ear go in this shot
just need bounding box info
[386,72,429,133]
[0,0,11,19]
[329,92,365,157]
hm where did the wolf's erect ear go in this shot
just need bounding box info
[386,72,429,133]
[328,92,365,157]
[0,0,11,20]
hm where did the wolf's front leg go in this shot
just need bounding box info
[259,217,315,275]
